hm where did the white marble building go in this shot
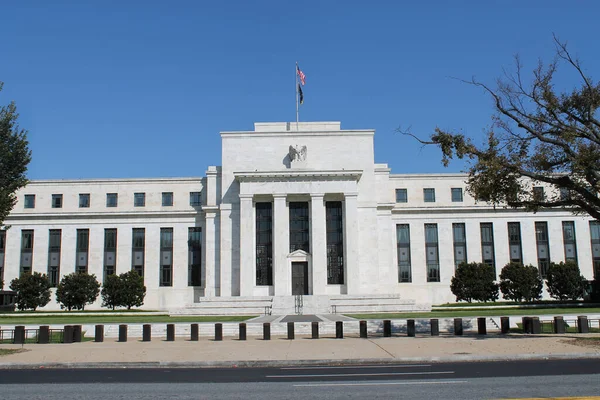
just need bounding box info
[1,122,598,314]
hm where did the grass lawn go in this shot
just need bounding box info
[0,349,24,356]
[346,307,600,319]
[434,301,598,308]
[0,315,254,325]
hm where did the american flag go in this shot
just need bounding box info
[297,65,306,86]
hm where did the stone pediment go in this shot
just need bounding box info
[287,249,311,259]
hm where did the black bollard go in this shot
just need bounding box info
[532,317,541,334]
[263,322,271,340]
[14,326,25,344]
[383,320,392,337]
[454,318,463,336]
[500,317,510,334]
[336,321,344,339]
[118,324,128,342]
[554,316,565,334]
[63,325,74,343]
[407,319,415,337]
[190,324,199,341]
[73,325,82,342]
[143,324,152,341]
[477,318,487,335]
[312,321,319,339]
[239,323,247,341]
[578,316,589,333]
[430,319,439,336]
[38,325,50,344]
[359,320,368,338]
[287,322,295,340]
[167,324,175,341]
[522,317,532,334]
[215,323,223,341]
[95,325,104,342]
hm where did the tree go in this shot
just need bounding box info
[9,272,51,311]
[118,270,146,310]
[0,82,32,227]
[499,262,543,302]
[56,272,100,311]
[402,36,600,219]
[545,260,587,301]
[101,274,122,310]
[450,262,499,303]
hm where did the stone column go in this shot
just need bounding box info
[203,209,218,297]
[310,194,327,295]
[239,195,254,296]
[344,193,360,294]
[273,194,290,295]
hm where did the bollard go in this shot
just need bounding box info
[430,319,439,336]
[383,320,392,337]
[532,317,541,334]
[73,325,82,342]
[143,324,152,342]
[312,321,319,339]
[454,318,463,336]
[118,324,128,342]
[63,325,74,344]
[239,323,247,341]
[263,322,271,340]
[95,325,104,342]
[167,324,175,341]
[215,323,223,341]
[359,320,368,338]
[522,317,532,334]
[190,324,199,341]
[336,321,344,339]
[14,326,25,344]
[500,317,510,334]
[477,318,487,335]
[287,322,295,340]
[554,316,565,334]
[578,316,589,333]
[407,319,415,337]
[38,325,50,344]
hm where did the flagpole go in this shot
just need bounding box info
[295,61,299,130]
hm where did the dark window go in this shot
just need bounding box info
[452,223,467,269]
[76,229,89,274]
[255,203,273,286]
[134,193,145,207]
[289,202,310,253]
[533,186,545,202]
[590,221,600,280]
[425,224,440,282]
[160,228,173,286]
[397,224,411,282]
[507,222,523,263]
[190,192,202,206]
[79,193,90,208]
[162,192,173,207]
[480,223,495,272]
[20,230,34,276]
[424,188,435,203]
[562,221,577,263]
[188,227,202,286]
[559,187,570,201]
[132,228,145,277]
[451,188,463,202]
[106,193,118,207]
[104,229,117,282]
[396,189,407,203]
[24,194,35,209]
[0,230,5,287]
[48,229,61,287]
[535,222,550,277]
[326,201,344,284]
[52,194,63,209]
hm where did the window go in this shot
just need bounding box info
[24,194,35,209]
[326,201,344,284]
[52,194,63,209]
[395,189,407,203]
[104,229,117,282]
[76,229,89,274]
[188,227,202,286]
[535,222,550,278]
[425,224,440,282]
[562,221,577,263]
[134,193,145,207]
[423,188,436,203]
[20,230,34,276]
[590,221,600,280]
[106,193,118,207]
[289,202,310,253]
[507,222,523,263]
[452,223,467,269]
[0,230,5,287]
[160,228,173,286]
[255,203,273,286]
[559,187,570,201]
[397,224,411,282]
[48,229,61,287]
[451,188,463,202]
[480,223,495,272]
[132,228,145,277]
[162,192,173,207]
[190,192,202,207]
[79,193,90,208]
[533,186,545,201]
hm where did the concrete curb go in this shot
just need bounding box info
[0,352,599,369]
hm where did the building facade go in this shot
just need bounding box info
[2,122,598,313]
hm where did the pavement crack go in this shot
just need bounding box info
[367,339,395,359]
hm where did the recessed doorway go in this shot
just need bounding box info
[291,261,309,295]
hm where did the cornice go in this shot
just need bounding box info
[234,170,362,182]
[6,210,203,221]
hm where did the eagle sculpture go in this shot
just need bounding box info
[289,145,307,162]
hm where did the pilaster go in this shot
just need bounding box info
[239,194,254,296]
[310,193,326,295]
[344,193,360,294]
[273,194,289,296]
[203,209,218,297]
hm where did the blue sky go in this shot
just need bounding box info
[1,1,598,180]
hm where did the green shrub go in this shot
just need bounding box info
[56,272,100,311]
[546,261,587,301]
[450,262,499,303]
[101,271,146,310]
[101,274,122,310]
[9,272,51,311]
[499,262,543,302]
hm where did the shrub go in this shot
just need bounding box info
[56,272,100,311]
[499,262,543,302]
[101,271,146,310]
[9,272,51,311]
[450,262,499,303]
[546,261,587,301]
[101,274,122,310]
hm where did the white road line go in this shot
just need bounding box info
[281,364,432,370]
[267,371,455,378]
[293,380,468,387]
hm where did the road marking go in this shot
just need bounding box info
[267,371,454,378]
[281,364,432,370]
[293,380,468,387]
